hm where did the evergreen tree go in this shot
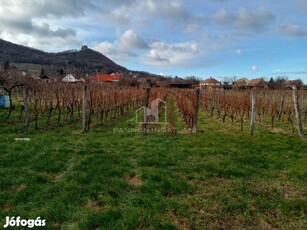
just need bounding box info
[40,68,45,77]
[3,60,9,71]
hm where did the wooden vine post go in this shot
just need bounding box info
[192,88,200,134]
[278,95,285,120]
[250,91,256,136]
[82,85,88,132]
[292,86,304,138]
[142,80,152,134]
[22,72,30,132]
[23,85,29,132]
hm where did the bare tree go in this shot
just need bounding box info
[0,69,26,120]
[274,76,288,89]
[185,76,200,85]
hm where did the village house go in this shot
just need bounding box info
[24,74,40,84]
[27,74,51,84]
[247,78,267,89]
[61,73,84,83]
[284,80,303,89]
[170,77,192,88]
[200,77,222,90]
[41,74,50,83]
[233,78,250,89]
[88,73,121,83]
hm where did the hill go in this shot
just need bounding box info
[0,39,127,76]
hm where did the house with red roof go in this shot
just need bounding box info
[233,78,250,89]
[200,77,222,90]
[170,77,192,88]
[247,78,267,89]
[89,73,121,83]
[284,80,303,89]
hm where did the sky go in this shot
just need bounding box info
[0,0,307,83]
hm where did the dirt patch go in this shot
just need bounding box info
[12,184,27,192]
[51,171,68,182]
[170,212,189,230]
[271,128,287,134]
[86,200,105,212]
[247,180,305,200]
[277,183,306,199]
[124,176,143,187]
[2,203,10,211]
[258,218,274,230]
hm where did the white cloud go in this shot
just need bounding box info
[0,0,95,50]
[99,0,203,34]
[93,41,117,56]
[144,41,199,67]
[0,0,95,19]
[213,6,275,32]
[93,32,200,67]
[141,0,190,20]
[0,0,306,79]
[251,65,258,71]
[147,50,169,63]
[92,30,148,61]
[119,30,149,50]
[276,24,306,37]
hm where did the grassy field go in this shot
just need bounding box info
[0,97,307,229]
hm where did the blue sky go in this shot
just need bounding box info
[0,0,307,83]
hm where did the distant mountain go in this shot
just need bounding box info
[0,39,127,76]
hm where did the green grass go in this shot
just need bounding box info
[0,100,307,229]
